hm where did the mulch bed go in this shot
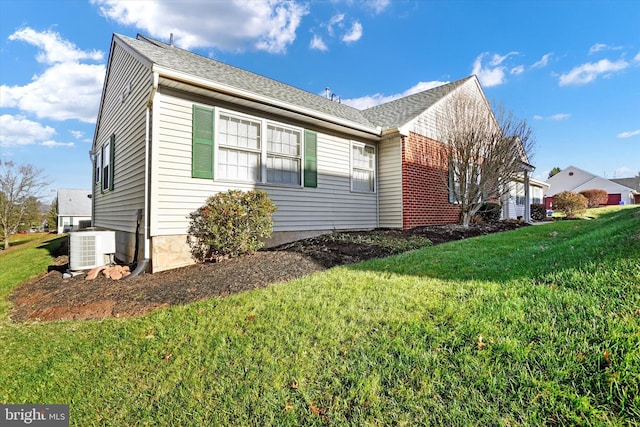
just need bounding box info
[8,222,525,322]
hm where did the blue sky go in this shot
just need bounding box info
[1,0,639,203]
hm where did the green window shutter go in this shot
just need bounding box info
[303,130,317,188]
[192,105,215,179]
[109,134,115,191]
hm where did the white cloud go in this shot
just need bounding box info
[617,129,640,138]
[309,34,328,51]
[1,28,105,123]
[472,52,518,87]
[559,58,629,86]
[589,43,622,54]
[0,114,56,147]
[489,52,519,66]
[549,113,570,121]
[342,80,447,110]
[326,14,345,37]
[342,21,363,43]
[533,113,570,121]
[92,0,309,53]
[365,0,391,14]
[613,166,634,178]
[1,61,105,123]
[635,51,640,62]
[532,53,553,68]
[70,130,85,139]
[41,140,75,148]
[511,65,525,75]
[9,27,104,64]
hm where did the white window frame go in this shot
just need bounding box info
[350,141,376,193]
[94,150,101,185]
[216,110,262,183]
[101,139,111,192]
[215,108,303,187]
[266,123,302,186]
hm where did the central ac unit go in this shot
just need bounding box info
[69,230,116,271]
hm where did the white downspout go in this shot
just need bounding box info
[144,72,158,259]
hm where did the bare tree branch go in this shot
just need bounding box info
[0,160,48,249]
[436,91,535,226]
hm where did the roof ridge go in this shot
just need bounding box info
[363,75,474,113]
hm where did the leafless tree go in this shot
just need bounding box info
[436,91,535,226]
[0,161,47,249]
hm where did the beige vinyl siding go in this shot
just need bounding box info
[151,92,378,236]
[405,78,488,140]
[378,136,403,228]
[93,42,150,234]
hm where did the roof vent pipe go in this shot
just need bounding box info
[169,33,174,46]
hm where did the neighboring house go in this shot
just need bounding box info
[502,177,549,220]
[57,189,92,233]
[611,177,640,204]
[544,165,639,209]
[92,33,536,272]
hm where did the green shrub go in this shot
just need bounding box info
[579,189,608,208]
[187,190,277,261]
[553,191,588,218]
[476,202,502,223]
[530,203,547,221]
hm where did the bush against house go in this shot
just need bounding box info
[530,203,546,221]
[553,191,588,218]
[476,202,502,223]
[187,190,277,261]
[579,189,608,208]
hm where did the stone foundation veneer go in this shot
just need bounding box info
[149,229,340,272]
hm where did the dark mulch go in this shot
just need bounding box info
[8,221,525,322]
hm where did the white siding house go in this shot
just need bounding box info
[92,33,538,272]
[56,189,92,233]
[544,165,638,208]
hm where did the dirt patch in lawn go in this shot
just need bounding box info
[8,221,525,322]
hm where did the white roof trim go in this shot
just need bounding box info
[152,64,382,137]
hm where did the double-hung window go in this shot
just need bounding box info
[193,106,311,187]
[267,124,301,185]
[218,113,262,182]
[351,142,375,192]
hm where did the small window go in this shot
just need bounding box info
[95,151,101,184]
[449,162,481,204]
[100,134,115,191]
[351,142,375,192]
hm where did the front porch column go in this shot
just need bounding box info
[524,171,531,222]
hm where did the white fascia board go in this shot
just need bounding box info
[114,34,154,69]
[152,64,382,137]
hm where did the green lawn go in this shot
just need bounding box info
[1,207,639,425]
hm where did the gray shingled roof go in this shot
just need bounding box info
[611,177,640,191]
[57,189,92,216]
[361,77,474,129]
[116,34,472,134]
[116,34,377,130]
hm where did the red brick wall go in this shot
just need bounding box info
[401,133,461,228]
